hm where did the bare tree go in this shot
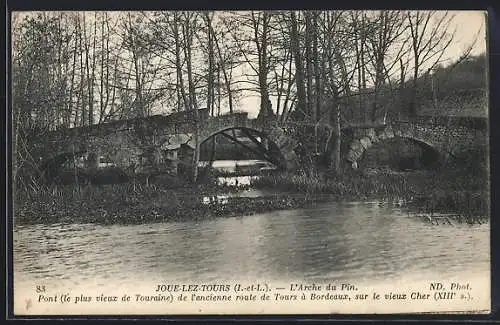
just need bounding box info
[118,12,166,118]
[365,10,408,122]
[405,11,456,117]
[222,11,277,119]
[289,11,307,121]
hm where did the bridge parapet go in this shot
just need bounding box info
[205,112,249,128]
[404,115,488,130]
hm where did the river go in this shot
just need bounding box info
[12,160,490,313]
[14,200,489,291]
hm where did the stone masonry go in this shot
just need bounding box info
[32,110,299,177]
[345,119,488,168]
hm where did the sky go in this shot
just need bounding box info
[443,11,486,59]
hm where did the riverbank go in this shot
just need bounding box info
[252,168,489,218]
[14,183,318,225]
[14,168,489,226]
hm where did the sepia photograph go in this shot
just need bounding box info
[10,10,490,315]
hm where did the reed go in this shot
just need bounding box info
[251,170,416,198]
[252,168,489,217]
[13,165,489,225]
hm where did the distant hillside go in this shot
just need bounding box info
[339,54,488,123]
[417,54,487,118]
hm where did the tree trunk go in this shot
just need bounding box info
[206,12,215,114]
[212,30,234,113]
[410,53,419,118]
[183,13,199,183]
[255,12,271,120]
[290,12,307,119]
[173,13,189,110]
[333,102,341,174]
[312,12,321,123]
[305,12,314,120]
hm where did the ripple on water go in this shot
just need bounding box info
[13,201,490,286]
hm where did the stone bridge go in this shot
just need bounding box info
[33,109,299,178]
[32,109,488,180]
[344,117,488,168]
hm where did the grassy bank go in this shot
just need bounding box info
[14,166,489,225]
[251,168,489,218]
[251,170,416,198]
[14,182,319,225]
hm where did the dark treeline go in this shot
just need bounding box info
[340,53,487,123]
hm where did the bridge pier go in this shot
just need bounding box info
[85,151,99,170]
[163,149,179,174]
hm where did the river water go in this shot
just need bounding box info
[13,160,490,313]
[14,201,489,290]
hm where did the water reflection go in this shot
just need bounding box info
[14,201,489,289]
[217,176,257,187]
[202,195,229,205]
[202,188,277,205]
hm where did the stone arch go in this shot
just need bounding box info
[199,126,299,170]
[40,151,86,172]
[346,126,442,170]
[37,151,87,183]
[39,150,131,184]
